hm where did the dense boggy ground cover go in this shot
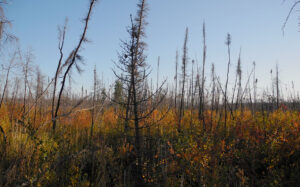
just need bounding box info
[0,105,299,186]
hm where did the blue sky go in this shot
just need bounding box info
[4,0,300,94]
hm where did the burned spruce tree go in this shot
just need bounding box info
[112,0,166,185]
[224,33,231,129]
[52,0,97,131]
[174,51,179,109]
[235,50,242,110]
[199,23,206,131]
[178,28,189,132]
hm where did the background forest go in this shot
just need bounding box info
[0,0,300,186]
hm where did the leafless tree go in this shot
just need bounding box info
[276,64,280,109]
[210,63,216,131]
[33,67,43,126]
[178,28,188,132]
[235,50,242,110]
[90,65,97,142]
[53,0,97,131]
[8,77,20,125]
[0,51,16,108]
[199,23,206,130]
[190,59,195,128]
[51,19,67,130]
[174,51,179,109]
[253,61,257,113]
[112,0,167,184]
[21,50,34,120]
[157,56,160,90]
[224,33,231,129]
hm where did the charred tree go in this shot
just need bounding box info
[178,28,189,133]
[199,23,206,131]
[52,0,97,131]
[224,33,231,130]
[112,0,166,185]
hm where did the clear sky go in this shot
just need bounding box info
[3,0,300,94]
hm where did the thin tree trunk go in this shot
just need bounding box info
[174,51,178,110]
[0,55,14,108]
[178,28,188,132]
[53,0,96,131]
[200,23,206,131]
[210,64,215,132]
[51,22,66,130]
[276,64,280,109]
[224,33,231,131]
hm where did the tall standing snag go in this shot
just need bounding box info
[112,0,167,185]
[235,50,242,110]
[0,51,16,109]
[178,28,189,133]
[199,23,206,131]
[51,20,67,131]
[52,0,97,131]
[210,64,216,131]
[224,33,231,130]
[276,64,280,109]
[174,51,179,109]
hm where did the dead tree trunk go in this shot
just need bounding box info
[112,1,167,185]
[224,33,231,130]
[199,23,206,131]
[276,64,280,109]
[0,52,15,108]
[51,20,66,130]
[53,0,96,131]
[174,51,178,110]
[178,28,189,133]
[210,64,216,131]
